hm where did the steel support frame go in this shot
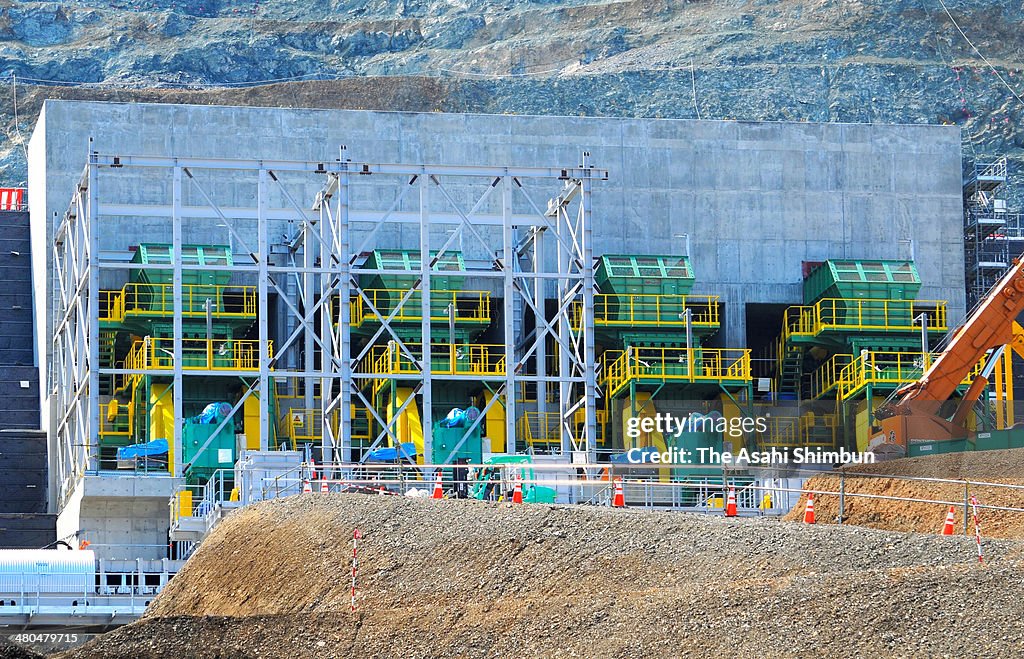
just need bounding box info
[319,153,607,466]
[51,159,97,507]
[52,155,342,498]
[50,152,607,507]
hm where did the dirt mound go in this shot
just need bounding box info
[58,494,1024,658]
[784,448,1024,538]
[839,447,1024,481]
[0,637,42,659]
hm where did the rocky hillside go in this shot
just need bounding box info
[2,0,1024,193]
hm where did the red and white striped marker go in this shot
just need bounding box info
[350,528,363,613]
[320,477,330,493]
[0,188,24,211]
[970,496,984,564]
[302,479,312,494]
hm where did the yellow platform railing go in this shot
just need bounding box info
[98,397,134,440]
[349,289,491,327]
[100,283,257,323]
[782,298,947,340]
[570,293,720,329]
[810,353,853,399]
[364,342,506,379]
[758,413,838,448]
[518,409,607,447]
[602,347,751,398]
[116,337,273,392]
[760,415,800,446]
[835,351,984,400]
[278,405,373,446]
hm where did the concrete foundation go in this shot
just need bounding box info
[55,474,181,560]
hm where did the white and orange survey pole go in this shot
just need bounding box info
[970,496,984,565]
[351,528,363,613]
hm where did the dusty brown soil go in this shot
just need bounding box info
[784,448,1024,538]
[55,493,1024,658]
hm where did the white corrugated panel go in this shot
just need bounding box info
[0,550,95,595]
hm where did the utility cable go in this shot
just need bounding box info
[936,0,1024,108]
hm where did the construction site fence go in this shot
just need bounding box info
[202,461,1024,526]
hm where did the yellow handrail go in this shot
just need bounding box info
[100,283,258,323]
[810,353,853,399]
[783,298,947,340]
[602,347,752,398]
[364,342,506,377]
[117,338,273,383]
[758,413,839,448]
[278,406,373,445]
[348,289,491,327]
[98,396,134,440]
[836,351,984,400]
[518,410,607,446]
[570,293,720,329]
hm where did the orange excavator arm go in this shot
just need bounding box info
[872,254,1024,455]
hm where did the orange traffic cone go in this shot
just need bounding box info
[432,471,444,499]
[512,475,523,504]
[725,487,737,517]
[803,493,816,524]
[612,478,626,508]
[320,478,330,493]
[302,479,312,494]
[378,485,387,496]
[942,506,956,535]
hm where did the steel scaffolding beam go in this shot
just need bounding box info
[316,152,607,466]
[49,150,607,508]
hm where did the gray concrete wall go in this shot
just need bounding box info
[29,101,966,401]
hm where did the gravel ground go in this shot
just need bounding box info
[56,493,1024,658]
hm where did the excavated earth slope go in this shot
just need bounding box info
[784,447,1024,538]
[57,493,1024,658]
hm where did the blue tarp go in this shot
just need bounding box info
[191,402,232,424]
[365,442,418,462]
[438,407,481,428]
[116,438,169,461]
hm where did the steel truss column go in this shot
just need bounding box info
[319,177,338,466]
[171,166,184,477]
[579,152,598,462]
[257,169,271,452]
[86,152,100,474]
[337,150,353,463]
[419,172,433,465]
[533,226,547,418]
[502,175,517,451]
